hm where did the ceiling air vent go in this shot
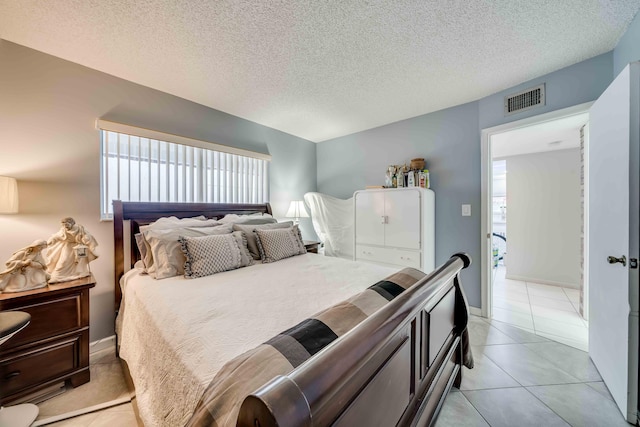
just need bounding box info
[504,84,545,115]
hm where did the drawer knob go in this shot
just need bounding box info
[4,370,21,380]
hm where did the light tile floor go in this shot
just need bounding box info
[491,265,588,351]
[435,316,627,427]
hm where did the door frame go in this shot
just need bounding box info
[480,102,593,317]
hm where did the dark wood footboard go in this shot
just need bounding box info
[238,253,472,427]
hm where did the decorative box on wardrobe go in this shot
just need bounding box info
[353,187,435,272]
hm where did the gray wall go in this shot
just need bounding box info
[318,102,481,304]
[0,40,316,342]
[479,52,613,130]
[317,52,615,309]
[614,9,640,78]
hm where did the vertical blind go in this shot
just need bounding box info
[99,128,270,219]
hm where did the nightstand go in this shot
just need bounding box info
[303,240,320,254]
[0,275,95,404]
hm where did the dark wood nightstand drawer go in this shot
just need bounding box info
[1,334,82,397]
[4,294,83,350]
[0,275,94,403]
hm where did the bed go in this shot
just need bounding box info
[113,200,473,427]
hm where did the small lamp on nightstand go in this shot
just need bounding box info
[0,176,19,214]
[285,200,309,225]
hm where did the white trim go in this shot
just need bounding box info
[89,335,116,354]
[469,306,482,317]
[96,119,272,161]
[31,396,132,426]
[583,122,590,321]
[505,275,580,289]
[480,102,593,318]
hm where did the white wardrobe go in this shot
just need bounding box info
[353,188,435,272]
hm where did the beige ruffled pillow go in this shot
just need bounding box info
[180,234,242,278]
[254,225,306,263]
[232,221,293,260]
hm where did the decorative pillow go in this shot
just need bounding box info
[137,216,221,271]
[218,213,274,224]
[180,234,242,278]
[143,224,234,279]
[230,231,254,267]
[232,221,294,260]
[254,225,306,263]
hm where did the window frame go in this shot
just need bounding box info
[97,120,271,220]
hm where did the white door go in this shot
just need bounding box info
[384,189,421,249]
[588,62,639,422]
[354,191,385,246]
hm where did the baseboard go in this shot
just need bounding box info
[32,396,131,427]
[505,274,579,289]
[89,335,116,364]
[469,306,482,316]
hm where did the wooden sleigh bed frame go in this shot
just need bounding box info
[113,200,472,427]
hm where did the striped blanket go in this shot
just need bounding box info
[187,268,471,427]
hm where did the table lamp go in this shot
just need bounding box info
[286,200,309,225]
[0,176,18,214]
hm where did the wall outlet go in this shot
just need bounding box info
[462,204,471,216]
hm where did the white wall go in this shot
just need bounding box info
[505,148,581,288]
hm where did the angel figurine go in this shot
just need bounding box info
[0,240,50,293]
[46,217,98,283]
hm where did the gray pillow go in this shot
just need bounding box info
[239,218,278,225]
[254,225,306,263]
[143,224,234,279]
[180,234,242,278]
[232,221,294,260]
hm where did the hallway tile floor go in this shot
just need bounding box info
[435,316,627,427]
[491,266,588,351]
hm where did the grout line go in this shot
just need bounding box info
[522,386,574,425]
[459,389,497,426]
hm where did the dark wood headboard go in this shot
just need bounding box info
[112,200,273,312]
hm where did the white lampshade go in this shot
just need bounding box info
[286,200,309,220]
[0,176,19,214]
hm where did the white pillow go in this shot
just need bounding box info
[139,216,219,232]
[218,213,273,224]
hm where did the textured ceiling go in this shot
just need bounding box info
[1,1,639,143]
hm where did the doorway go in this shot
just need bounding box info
[480,103,592,351]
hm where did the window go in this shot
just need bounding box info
[98,120,270,219]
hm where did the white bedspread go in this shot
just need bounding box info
[116,254,396,427]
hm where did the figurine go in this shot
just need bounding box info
[46,217,98,283]
[386,165,397,188]
[0,240,50,293]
